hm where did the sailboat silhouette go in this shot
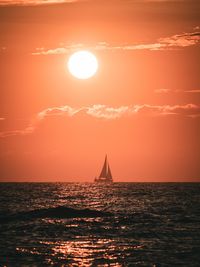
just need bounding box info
[94,155,113,183]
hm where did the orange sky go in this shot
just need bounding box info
[0,0,200,182]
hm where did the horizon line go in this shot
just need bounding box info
[0,181,199,183]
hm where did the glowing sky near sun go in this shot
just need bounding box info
[0,0,200,182]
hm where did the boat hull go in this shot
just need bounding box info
[94,177,113,183]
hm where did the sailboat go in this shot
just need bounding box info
[94,155,113,183]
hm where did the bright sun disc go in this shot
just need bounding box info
[67,50,98,79]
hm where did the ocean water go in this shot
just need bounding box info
[0,183,200,267]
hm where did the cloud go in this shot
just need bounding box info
[86,105,130,119]
[138,0,194,2]
[188,114,200,118]
[32,30,200,55]
[154,88,172,93]
[0,0,81,6]
[38,104,200,120]
[0,118,5,121]
[159,32,200,48]
[184,89,200,93]
[0,0,189,5]
[141,103,200,116]
[0,106,83,138]
[35,48,68,55]
[37,105,83,119]
[0,103,200,138]
[155,88,200,94]
[0,125,35,138]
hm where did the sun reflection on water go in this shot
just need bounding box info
[31,238,142,266]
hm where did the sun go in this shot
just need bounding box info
[67,50,98,80]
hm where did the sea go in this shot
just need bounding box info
[0,183,199,267]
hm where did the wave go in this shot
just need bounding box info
[0,206,112,223]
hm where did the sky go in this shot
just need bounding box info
[0,0,200,182]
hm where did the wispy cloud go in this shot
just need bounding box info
[0,118,5,121]
[86,105,130,119]
[184,89,200,93]
[155,88,200,94]
[38,103,200,119]
[86,104,200,117]
[0,0,82,6]
[137,103,200,116]
[155,88,173,93]
[37,105,83,119]
[1,103,200,138]
[138,0,196,2]
[0,0,189,6]
[159,32,200,48]
[0,125,35,138]
[32,30,200,55]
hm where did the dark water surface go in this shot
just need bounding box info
[0,183,200,266]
